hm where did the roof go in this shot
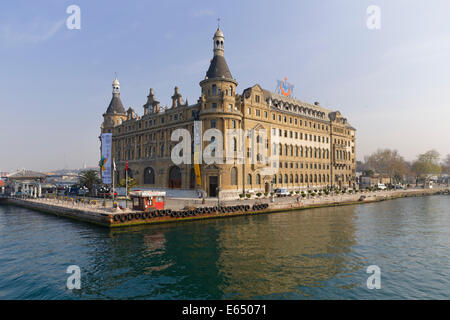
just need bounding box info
[206,55,233,79]
[129,190,166,198]
[106,93,126,114]
[6,170,47,179]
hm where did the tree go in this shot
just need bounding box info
[78,170,101,196]
[118,177,138,195]
[364,149,409,183]
[441,154,450,174]
[411,150,442,183]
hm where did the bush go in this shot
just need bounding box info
[264,192,269,197]
[325,190,330,195]
[311,192,316,197]
[295,191,300,194]
[246,194,251,199]
[301,192,306,198]
[239,194,244,199]
[270,192,275,197]
[256,192,262,197]
[349,190,353,194]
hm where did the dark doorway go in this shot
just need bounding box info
[265,182,270,193]
[168,166,182,189]
[209,176,218,197]
[190,168,196,189]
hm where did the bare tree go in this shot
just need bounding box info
[364,149,409,183]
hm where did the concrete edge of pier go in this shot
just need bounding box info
[1,188,448,228]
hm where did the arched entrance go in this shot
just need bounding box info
[144,167,155,184]
[168,166,182,189]
[265,182,270,193]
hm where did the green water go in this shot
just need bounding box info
[0,195,449,299]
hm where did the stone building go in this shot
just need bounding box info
[100,28,356,199]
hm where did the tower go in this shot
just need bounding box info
[102,77,127,133]
[198,27,241,197]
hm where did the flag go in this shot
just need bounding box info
[126,160,128,171]
[113,159,116,172]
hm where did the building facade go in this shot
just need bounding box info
[100,28,356,199]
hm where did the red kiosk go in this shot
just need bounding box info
[129,191,166,211]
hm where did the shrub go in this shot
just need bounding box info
[349,190,353,194]
[256,192,262,197]
[295,190,300,194]
[239,194,244,199]
[264,192,269,197]
[246,194,251,199]
[301,192,306,198]
[311,192,316,197]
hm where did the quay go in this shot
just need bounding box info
[0,187,448,228]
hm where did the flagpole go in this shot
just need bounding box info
[125,161,128,210]
[112,158,115,205]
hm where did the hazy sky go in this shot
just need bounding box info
[1,0,449,172]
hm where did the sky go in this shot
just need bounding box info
[1,0,449,172]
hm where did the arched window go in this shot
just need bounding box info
[232,137,237,152]
[284,174,288,183]
[305,174,308,183]
[290,174,293,183]
[230,167,238,185]
[300,174,304,183]
[256,174,261,185]
[247,174,252,185]
[295,174,299,183]
[230,86,233,96]
[278,174,282,183]
[272,143,277,155]
[272,174,277,184]
[212,84,217,95]
[143,167,155,184]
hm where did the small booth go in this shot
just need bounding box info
[129,191,166,211]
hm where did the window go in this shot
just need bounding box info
[210,120,216,128]
[256,109,260,117]
[212,103,217,109]
[247,108,251,115]
[230,167,237,185]
[231,120,236,129]
[256,174,261,184]
[247,174,252,185]
[255,95,260,103]
[212,84,217,95]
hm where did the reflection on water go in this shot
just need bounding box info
[0,195,449,299]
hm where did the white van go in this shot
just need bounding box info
[376,183,387,190]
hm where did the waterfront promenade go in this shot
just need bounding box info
[1,186,448,228]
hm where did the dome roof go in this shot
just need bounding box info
[206,55,232,79]
[112,77,120,86]
[106,94,125,114]
[214,28,223,38]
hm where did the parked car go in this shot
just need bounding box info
[274,188,290,197]
[394,184,404,190]
[376,183,387,190]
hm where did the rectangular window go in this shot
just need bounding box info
[212,103,217,109]
[210,120,216,128]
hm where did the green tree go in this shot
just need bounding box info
[118,177,138,195]
[412,150,442,183]
[78,170,101,196]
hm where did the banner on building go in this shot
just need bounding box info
[101,133,112,184]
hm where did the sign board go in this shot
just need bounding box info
[101,133,112,184]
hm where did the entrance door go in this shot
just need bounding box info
[209,176,218,197]
[168,166,182,189]
[265,182,270,193]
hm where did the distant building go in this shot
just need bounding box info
[360,174,391,188]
